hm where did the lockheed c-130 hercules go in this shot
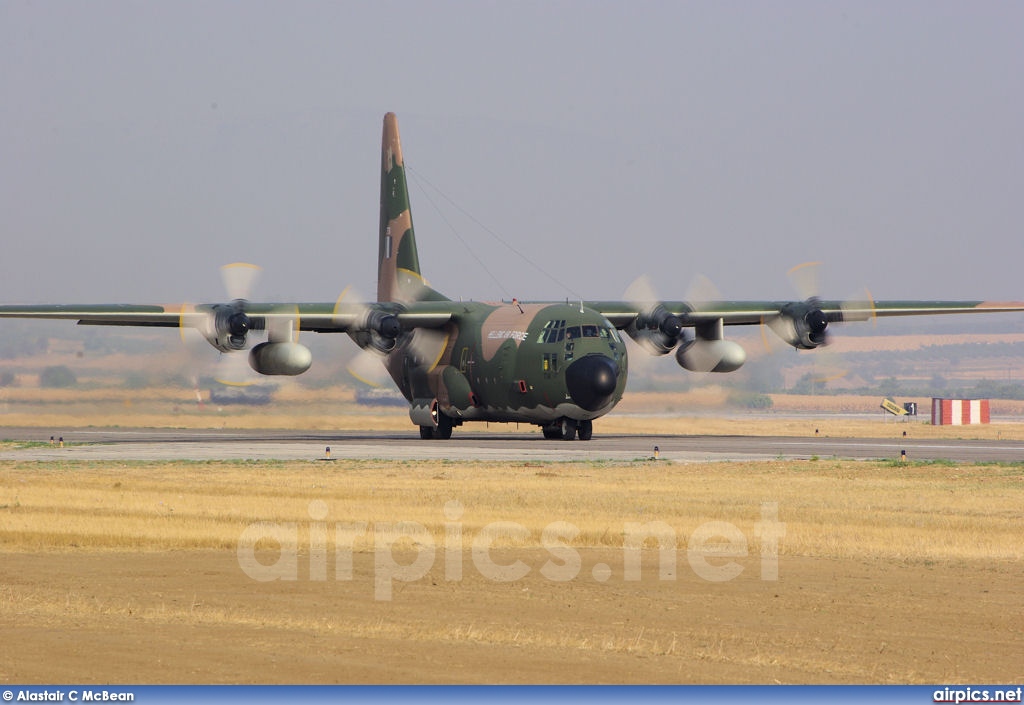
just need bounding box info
[2,113,1023,440]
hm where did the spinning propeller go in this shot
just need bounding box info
[761,262,875,352]
[180,263,311,387]
[336,286,451,389]
[623,275,684,356]
[624,274,746,373]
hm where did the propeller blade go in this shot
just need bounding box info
[762,313,792,351]
[624,274,660,315]
[345,348,392,388]
[214,351,260,387]
[839,287,877,325]
[787,261,822,301]
[405,327,450,371]
[623,274,683,354]
[684,273,722,313]
[333,285,374,329]
[220,263,262,302]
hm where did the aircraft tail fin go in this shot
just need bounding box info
[377,113,447,304]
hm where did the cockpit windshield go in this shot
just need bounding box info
[538,318,621,344]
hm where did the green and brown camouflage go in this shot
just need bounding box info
[1,112,1023,440]
[377,112,447,305]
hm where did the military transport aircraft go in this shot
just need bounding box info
[2,113,1023,440]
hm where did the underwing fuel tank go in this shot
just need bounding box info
[675,339,746,373]
[249,342,313,376]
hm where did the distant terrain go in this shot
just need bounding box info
[2,321,1024,430]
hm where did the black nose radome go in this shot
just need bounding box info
[566,355,620,412]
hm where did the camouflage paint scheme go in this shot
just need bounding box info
[2,112,1023,440]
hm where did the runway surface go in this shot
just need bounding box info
[1,427,1022,462]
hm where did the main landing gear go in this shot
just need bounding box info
[542,418,593,441]
[419,411,453,440]
[418,413,593,441]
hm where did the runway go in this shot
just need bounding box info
[1,427,1022,462]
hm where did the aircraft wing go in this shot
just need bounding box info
[588,298,1024,354]
[0,301,452,331]
[0,303,187,327]
[3,298,1020,335]
[592,299,1024,328]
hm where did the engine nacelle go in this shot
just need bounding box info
[201,302,259,353]
[774,302,829,350]
[248,342,313,376]
[348,310,402,354]
[625,305,683,355]
[676,339,746,373]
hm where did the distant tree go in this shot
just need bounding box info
[728,390,774,409]
[876,377,902,396]
[791,373,828,395]
[40,365,77,388]
[744,359,785,393]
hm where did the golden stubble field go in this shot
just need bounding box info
[1,455,1022,684]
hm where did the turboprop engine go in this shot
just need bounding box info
[770,300,831,350]
[625,304,683,355]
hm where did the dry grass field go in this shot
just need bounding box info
[1,456,1022,683]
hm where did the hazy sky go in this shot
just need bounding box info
[2,1,1022,305]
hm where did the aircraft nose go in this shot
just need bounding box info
[565,355,620,412]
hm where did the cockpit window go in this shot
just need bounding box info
[602,324,621,342]
[539,318,619,344]
[537,319,567,344]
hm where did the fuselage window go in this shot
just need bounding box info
[582,324,598,338]
[565,326,581,341]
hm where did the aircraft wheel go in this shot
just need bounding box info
[434,413,453,440]
[577,419,593,441]
[419,425,434,440]
[560,417,578,441]
[542,426,563,440]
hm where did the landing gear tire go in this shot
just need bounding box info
[542,426,563,440]
[560,417,578,441]
[434,413,453,440]
[419,413,453,440]
[577,419,593,441]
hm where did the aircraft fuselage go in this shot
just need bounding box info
[384,302,628,437]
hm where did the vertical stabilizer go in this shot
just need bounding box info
[378,113,446,304]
